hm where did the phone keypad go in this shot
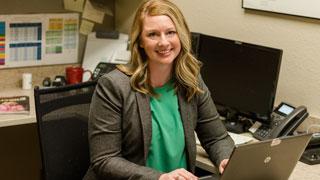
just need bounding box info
[270,113,285,127]
[271,113,285,121]
[253,114,285,140]
[255,126,271,138]
[93,68,101,79]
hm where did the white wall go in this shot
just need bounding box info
[172,0,320,118]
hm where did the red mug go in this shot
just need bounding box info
[66,67,92,84]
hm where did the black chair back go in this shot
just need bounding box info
[34,81,96,180]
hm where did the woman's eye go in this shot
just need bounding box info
[147,32,156,37]
[167,31,176,37]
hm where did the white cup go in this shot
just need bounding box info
[22,73,32,90]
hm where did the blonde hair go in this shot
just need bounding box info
[117,0,203,101]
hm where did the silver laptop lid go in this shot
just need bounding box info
[220,133,312,180]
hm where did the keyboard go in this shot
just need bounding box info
[199,174,219,180]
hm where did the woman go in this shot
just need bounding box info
[84,0,234,179]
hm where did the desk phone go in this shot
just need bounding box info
[92,62,116,80]
[253,102,308,140]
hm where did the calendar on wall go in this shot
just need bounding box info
[0,13,79,69]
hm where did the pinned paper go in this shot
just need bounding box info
[80,19,95,35]
[82,0,105,24]
[90,1,114,16]
[64,0,85,12]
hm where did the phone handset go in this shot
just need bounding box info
[252,102,308,140]
[268,105,308,138]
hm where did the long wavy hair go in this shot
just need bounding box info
[117,0,203,101]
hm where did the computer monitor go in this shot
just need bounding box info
[195,33,283,125]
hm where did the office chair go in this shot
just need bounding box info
[34,81,97,180]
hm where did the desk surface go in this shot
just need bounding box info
[196,145,320,180]
[2,88,320,179]
[0,89,36,127]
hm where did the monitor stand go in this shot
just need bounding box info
[223,120,245,134]
[221,110,246,134]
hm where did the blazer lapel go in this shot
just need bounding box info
[177,90,196,169]
[136,92,152,162]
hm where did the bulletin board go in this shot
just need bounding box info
[242,0,320,19]
[0,13,79,69]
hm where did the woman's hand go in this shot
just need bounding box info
[219,159,229,174]
[159,168,198,180]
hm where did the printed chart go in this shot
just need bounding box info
[0,13,79,68]
[0,22,5,65]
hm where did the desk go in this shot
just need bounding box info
[196,145,320,180]
[0,88,36,127]
[0,88,41,180]
[2,88,320,179]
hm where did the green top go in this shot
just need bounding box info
[146,80,187,172]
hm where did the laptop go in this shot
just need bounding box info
[199,133,312,180]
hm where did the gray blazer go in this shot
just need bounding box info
[83,69,234,180]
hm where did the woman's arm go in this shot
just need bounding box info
[195,76,235,167]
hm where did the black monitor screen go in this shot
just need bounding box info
[197,34,282,122]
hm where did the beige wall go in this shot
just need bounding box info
[116,0,320,118]
[170,0,320,118]
[0,64,79,89]
[115,0,142,33]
